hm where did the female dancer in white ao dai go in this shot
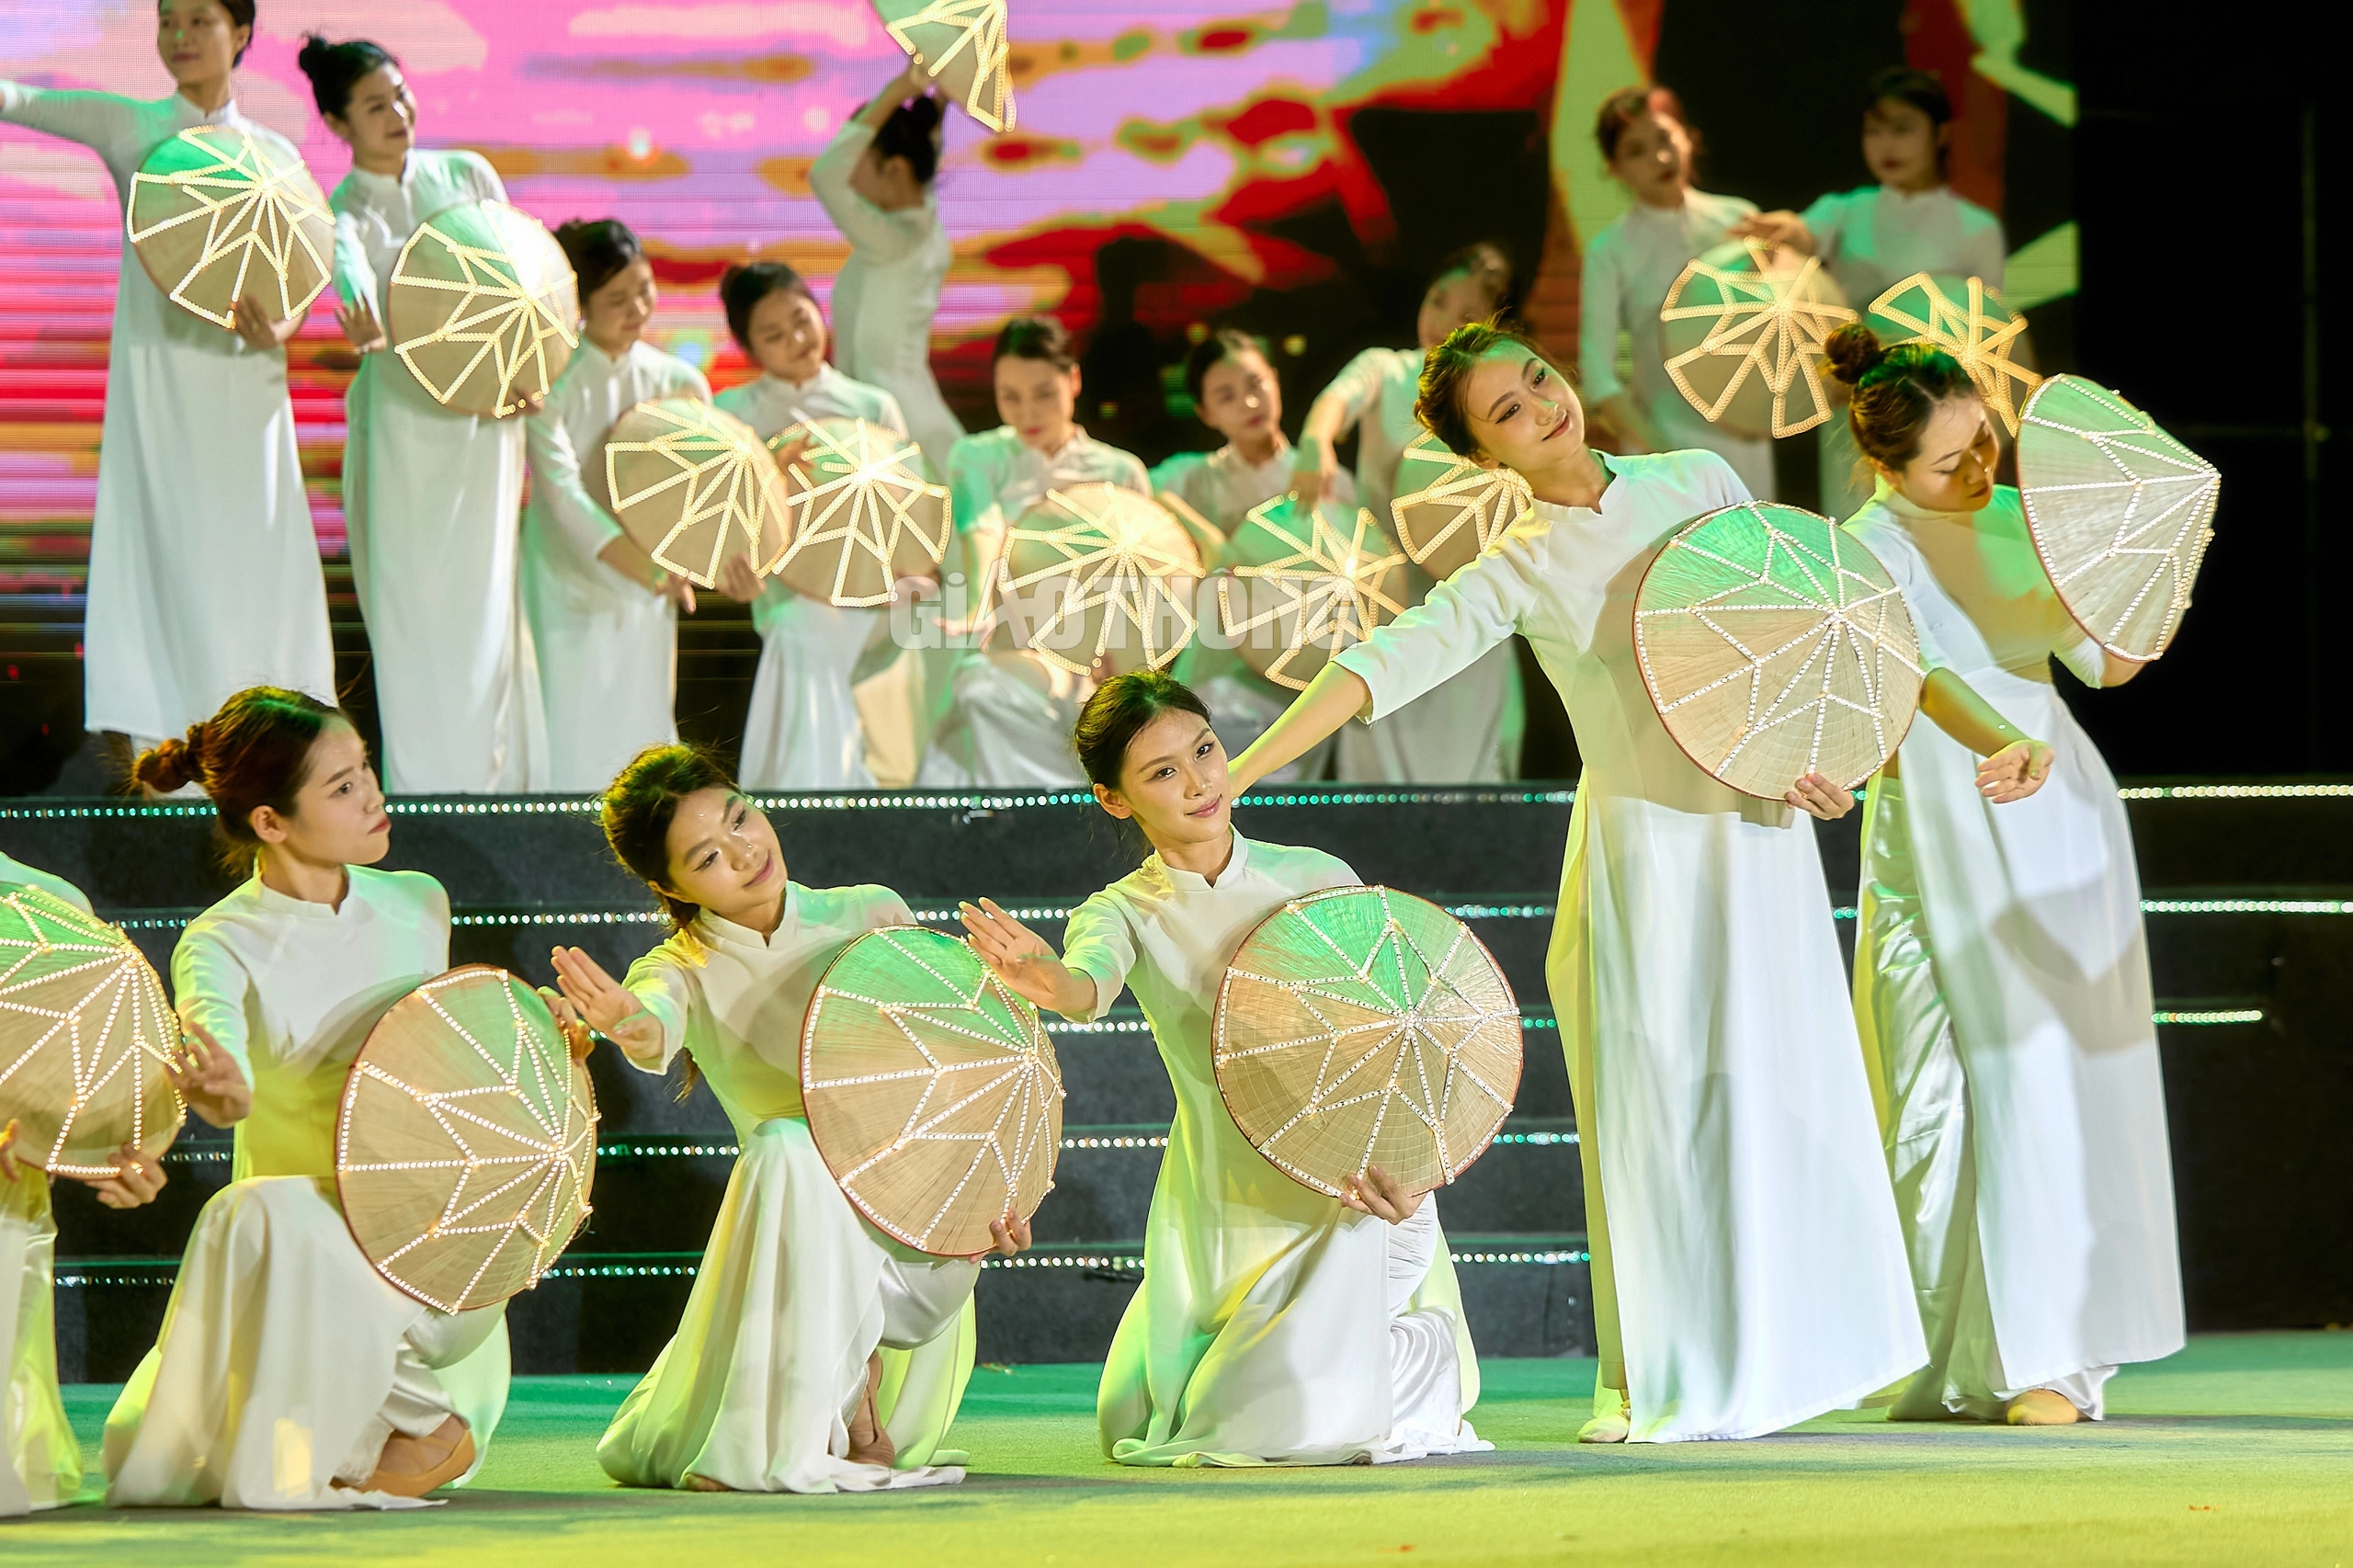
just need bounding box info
[1233,324,1960,1443]
[107,691,511,1507]
[1577,86,1774,501]
[1293,246,1524,784]
[712,263,914,790]
[810,62,963,471]
[960,674,1483,1466]
[303,37,546,793]
[523,221,707,791]
[1739,69,2007,520]
[0,0,333,745]
[551,745,1025,1494]
[1154,331,1346,782]
[0,863,182,1517]
[1827,328,2182,1425]
[918,318,1150,788]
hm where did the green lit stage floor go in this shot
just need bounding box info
[11,1334,2352,1566]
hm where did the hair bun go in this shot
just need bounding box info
[1823,322,1886,386]
[131,731,201,797]
[295,31,333,81]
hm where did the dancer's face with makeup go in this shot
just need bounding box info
[1887,394,1999,514]
[1095,710,1232,858]
[248,722,392,869]
[657,789,786,924]
[1456,344,1588,474]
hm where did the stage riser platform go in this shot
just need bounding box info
[9,785,2349,1370]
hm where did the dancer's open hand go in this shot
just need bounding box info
[550,946,664,1056]
[957,898,1074,1012]
[1340,1164,1424,1224]
[335,293,385,352]
[1976,739,2054,803]
[72,1142,169,1210]
[167,1022,252,1128]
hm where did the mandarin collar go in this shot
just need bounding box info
[694,883,803,951]
[247,870,355,921]
[1155,830,1252,892]
[1872,475,1980,526]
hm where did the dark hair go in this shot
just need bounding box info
[1073,671,1213,791]
[219,0,257,66]
[1427,242,1518,319]
[554,219,643,301]
[1865,66,1953,176]
[598,743,740,931]
[1823,323,1979,470]
[871,93,944,187]
[131,687,351,869]
[294,33,395,119]
[1415,317,1547,459]
[718,260,818,352]
[1595,85,1696,163]
[1183,328,1268,408]
[993,315,1075,371]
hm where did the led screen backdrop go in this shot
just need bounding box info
[0,0,2073,788]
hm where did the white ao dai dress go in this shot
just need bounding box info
[1577,189,1776,502]
[1064,833,1484,1465]
[1334,449,1925,1440]
[103,868,510,1508]
[0,863,89,1517]
[1803,185,2006,518]
[1309,347,1522,784]
[809,123,963,471]
[1152,438,1344,783]
[523,339,710,790]
[331,149,547,793]
[1846,483,2182,1420]
[917,427,1149,788]
[714,366,912,789]
[0,84,335,743]
[597,883,979,1493]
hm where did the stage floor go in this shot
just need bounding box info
[10,1334,2350,1565]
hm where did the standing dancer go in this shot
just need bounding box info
[1232,323,1938,1443]
[522,220,706,791]
[1738,69,2007,519]
[0,0,334,752]
[303,35,548,794]
[1827,326,2183,1426]
[712,262,914,790]
[0,860,179,1517]
[1292,245,1524,784]
[549,744,1026,1493]
[959,672,1484,1466]
[810,60,962,471]
[917,317,1150,788]
[1576,85,1774,499]
[107,689,515,1506]
[1154,330,1344,780]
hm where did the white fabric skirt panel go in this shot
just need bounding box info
[343,357,547,794]
[1,1175,78,1515]
[595,1117,975,1494]
[522,562,676,792]
[1098,1169,1483,1468]
[1860,670,2182,1392]
[1336,635,1523,784]
[1858,780,2117,1421]
[102,1176,510,1509]
[739,595,892,790]
[1550,785,1925,1441]
[86,337,335,739]
[915,654,1086,789]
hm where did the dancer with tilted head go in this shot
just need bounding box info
[1291,244,1525,784]
[0,0,333,752]
[550,745,1028,1494]
[522,220,709,790]
[0,858,178,1517]
[1827,324,2184,1427]
[107,689,524,1506]
[711,262,920,790]
[957,672,1484,1466]
[1226,322,2037,1443]
[302,33,548,794]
